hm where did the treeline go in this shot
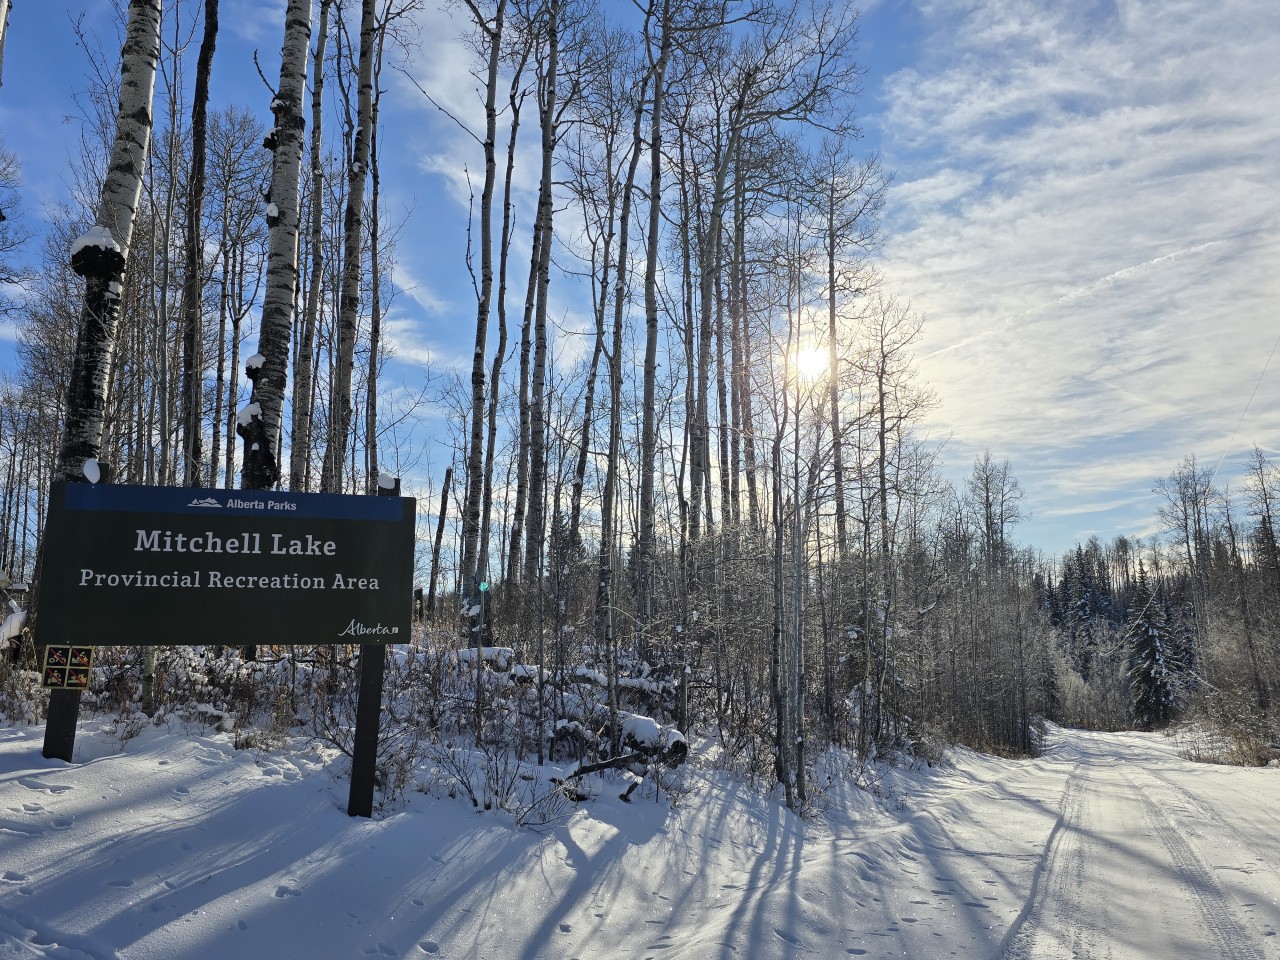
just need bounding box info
[1036,451,1280,759]
[1,1,1275,808]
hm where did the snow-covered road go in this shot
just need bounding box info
[1000,730,1279,959]
[1,723,1277,959]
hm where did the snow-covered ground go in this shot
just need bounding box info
[1,722,1277,959]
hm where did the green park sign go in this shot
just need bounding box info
[39,482,416,647]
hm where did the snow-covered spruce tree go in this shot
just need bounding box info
[239,0,311,491]
[1126,562,1178,730]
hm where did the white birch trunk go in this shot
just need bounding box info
[60,0,163,482]
[318,0,375,494]
[458,0,505,592]
[637,0,672,643]
[289,0,330,493]
[0,0,11,89]
[240,0,311,490]
[521,0,559,585]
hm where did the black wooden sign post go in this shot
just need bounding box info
[346,477,400,818]
[34,480,415,819]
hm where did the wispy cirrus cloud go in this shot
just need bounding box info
[870,0,1280,553]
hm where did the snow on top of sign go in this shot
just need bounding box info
[378,472,396,490]
[70,224,121,257]
[83,458,102,484]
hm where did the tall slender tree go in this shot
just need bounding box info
[319,0,376,493]
[60,0,164,486]
[0,0,10,91]
[45,0,164,761]
[180,0,219,487]
[457,0,506,597]
[240,0,311,491]
[289,0,332,492]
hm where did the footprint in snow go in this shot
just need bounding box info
[411,898,425,907]
[559,922,572,933]
[51,817,74,830]
[19,778,73,795]
[847,950,868,956]
[274,885,302,898]
[3,871,28,882]
[418,942,440,955]
[773,928,801,946]
[238,920,249,931]
[0,819,43,836]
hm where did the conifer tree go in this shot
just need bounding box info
[1126,562,1178,730]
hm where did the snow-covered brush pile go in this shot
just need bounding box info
[0,627,701,815]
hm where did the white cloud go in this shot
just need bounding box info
[223,0,288,48]
[872,0,1280,552]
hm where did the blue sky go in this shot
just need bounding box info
[2,0,1278,557]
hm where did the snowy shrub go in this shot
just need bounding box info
[0,653,46,727]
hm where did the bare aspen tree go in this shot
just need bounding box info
[1154,455,1219,647]
[562,23,627,574]
[60,0,163,485]
[521,0,570,585]
[318,0,375,494]
[240,0,311,491]
[686,2,862,556]
[856,292,936,741]
[505,221,538,582]
[47,0,163,760]
[1245,446,1280,601]
[589,36,648,745]
[289,0,332,492]
[426,466,452,613]
[636,0,673,644]
[477,24,531,591]
[365,0,406,494]
[457,0,506,599]
[807,140,886,557]
[0,0,9,91]
[206,108,269,489]
[180,0,218,487]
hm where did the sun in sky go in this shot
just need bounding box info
[790,344,829,385]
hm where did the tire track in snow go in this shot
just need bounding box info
[1125,769,1267,960]
[1143,765,1280,890]
[999,762,1092,960]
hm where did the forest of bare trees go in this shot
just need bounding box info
[2,0,1279,809]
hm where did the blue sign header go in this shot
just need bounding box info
[62,483,406,522]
